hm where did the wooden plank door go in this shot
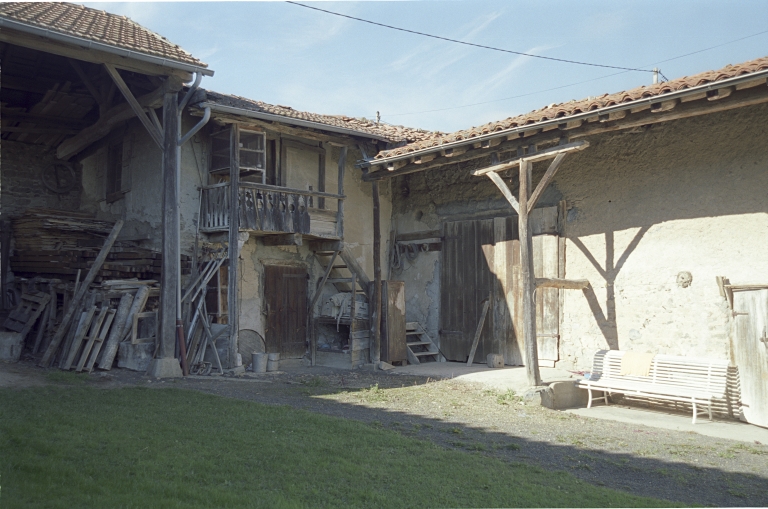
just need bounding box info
[440,218,500,362]
[265,265,308,358]
[533,234,560,367]
[732,289,768,428]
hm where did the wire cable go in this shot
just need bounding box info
[286,1,653,73]
[383,29,768,118]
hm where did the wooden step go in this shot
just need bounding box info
[413,351,438,357]
[405,322,420,330]
[406,331,423,335]
[407,341,433,347]
[326,278,355,284]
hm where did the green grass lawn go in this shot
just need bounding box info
[0,384,671,508]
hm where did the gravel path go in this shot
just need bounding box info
[4,361,768,506]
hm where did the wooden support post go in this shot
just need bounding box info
[518,160,541,386]
[371,181,382,366]
[104,64,163,148]
[227,123,241,369]
[147,91,182,378]
[336,146,348,239]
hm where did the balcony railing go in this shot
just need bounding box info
[200,182,344,239]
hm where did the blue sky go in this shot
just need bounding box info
[86,1,768,133]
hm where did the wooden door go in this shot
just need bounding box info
[441,218,517,362]
[533,234,560,367]
[265,265,308,358]
[732,289,768,428]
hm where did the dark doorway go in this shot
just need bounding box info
[265,265,308,358]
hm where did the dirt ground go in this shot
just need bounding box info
[3,360,767,507]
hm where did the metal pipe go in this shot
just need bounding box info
[0,17,214,76]
[172,74,212,376]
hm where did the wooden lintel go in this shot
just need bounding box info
[261,233,302,247]
[104,64,163,148]
[472,140,589,177]
[395,229,441,242]
[486,172,520,214]
[309,240,343,252]
[535,278,590,290]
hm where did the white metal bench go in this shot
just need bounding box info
[576,350,729,424]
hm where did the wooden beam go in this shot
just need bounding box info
[395,229,442,242]
[261,233,302,246]
[0,126,79,135]
[535,278,590,290]
[104,64,163,148]
[309,250,338,366]
[473,141,589,177]
[157,91,180,367]
[228,124,241,369]
[339,246,371,294]
[56,77,179,160]
[518,159,541,387]
[371,181,382,367]
[336,146,348,239]
[0,27,193,80]
[67,58,105,114]
[527,152,567,214]
[1,110,93,129]
[486,172,520,214]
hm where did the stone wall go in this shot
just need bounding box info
[1,139,81,219]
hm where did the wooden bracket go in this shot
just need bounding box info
[104,64,163,148]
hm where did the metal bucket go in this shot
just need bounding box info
[267,352,280,372]
[251,353,268,373]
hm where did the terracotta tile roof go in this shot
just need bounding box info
[0,2,206,68]
[201,90,437,143]
[375,55,768,160]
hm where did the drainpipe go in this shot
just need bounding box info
[175,72,211,376]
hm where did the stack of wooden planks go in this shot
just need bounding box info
[11,209,190,281]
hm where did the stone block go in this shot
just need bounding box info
[118,341,155,371]
[540,381,589,410]
[0,332,23,362]
[146,357,182,378]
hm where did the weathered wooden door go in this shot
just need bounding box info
[440,208,560,366]
[265,265,308,358]
[732,289,768,428]
[441,218,519,363]
[533,234,560,367]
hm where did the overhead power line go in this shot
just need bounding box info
[286,1,653,74]
[383,28,768,118]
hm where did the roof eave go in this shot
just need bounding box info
[201,102,394,143]
[362,68,768,168]
[0,16,213,77]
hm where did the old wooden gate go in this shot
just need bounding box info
[732,288,768,428]
[265,265,308,358]
[440,209,560,366]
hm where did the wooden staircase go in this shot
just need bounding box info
[308,241,372,366]
[406,321,440,364]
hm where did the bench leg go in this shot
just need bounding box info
[691,398,697,425]
[708,400,713,422]
[587,388,593,408]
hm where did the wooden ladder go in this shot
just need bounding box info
[406,321,440,364]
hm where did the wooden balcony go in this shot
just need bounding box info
[200,182,344,240]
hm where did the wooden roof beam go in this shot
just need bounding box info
[471,140,588,177]
[104,63,163,148]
